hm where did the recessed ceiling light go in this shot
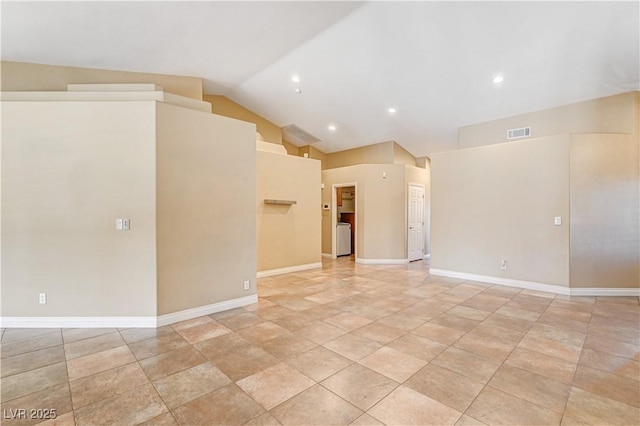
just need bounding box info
[294,88,302,94]
[328,124,336,131]
[493,75,504,84]
[291,75,300,83]
[388,107,397,114]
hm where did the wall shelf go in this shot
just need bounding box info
[264,199,297,205]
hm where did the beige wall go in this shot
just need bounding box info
[0,61,203,99]
[282,139,300,156]
[459,92,638,149]
[298,145,328,169]
[2,101,158,316]
[156,103,256,315]
[431,135,571,286]
[569,133,639,288]
[394,142,417,166]
[325,141,394,170]
[204,95,283,145]
[257,152,321,272]
[321,164,412,261]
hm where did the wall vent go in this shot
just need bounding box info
[282,124,321,146]
[507,126,531,140]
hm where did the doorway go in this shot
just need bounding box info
[408,183,425,261]
[332,183,357,259]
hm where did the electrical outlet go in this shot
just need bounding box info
[501,260,507,270]
[243,280,250,291]
[39,293,47,304]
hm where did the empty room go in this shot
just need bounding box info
[1,2,638,425]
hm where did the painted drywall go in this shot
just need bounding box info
[569,133,639,288]
[321,164,408,260]
[299,145,328,169]
[459,92,637,149]
[257,152,321,272]
[0,61,202,99]
[204,95,283,145]
[393,142,417,166]
[431,135,571,286]
[2,101,158,316]
[325,141,394,170]
[156,103,256,315]
[282,139,300,156]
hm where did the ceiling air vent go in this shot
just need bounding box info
[507,126,532,140]
[282,124,321,146]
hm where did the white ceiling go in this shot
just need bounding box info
[2,1,638,157]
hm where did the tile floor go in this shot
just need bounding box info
[1,257,639,425]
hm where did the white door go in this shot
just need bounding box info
[408,184,424,261]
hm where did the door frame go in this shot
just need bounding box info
[332,182,358,259]
[407,182,425,261]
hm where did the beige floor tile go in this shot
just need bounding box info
[238,322,290,344]
[455,415,487,426]
[543,306,591,323]
[518,334,582,363]
[430,313,481,332]
[1,328,60,344]
[69,362,148,409]
[321,364,398,411]
[447,305,492,321]
[461,294,510,312]
[324,312,373,332]
[258,332,317,359]
[270,385,362,425]
[579,348,640,381]
[244,412,281,425]
[386,333,448,362]
[495,305,541,322]
[454,324,523,361]
[352,321,406,344]
[300,305,343,320]
[375,312,426,331]
[74,383,167,425]
[588,321,640,345]
[172,384,264,425]
[1,333,63,359]
[287,346,352,381]
[432,347,501,383]
[36,411,76,426]
[170,316,215,331]
[583,334,640,361]
[67,345,136,381]
[153,362,231,408]
[481,312,534,332]
[349,413,385,426]
[572,365,640,408]
[118,326,173,344]
[127,332,189,360]
[217,312,265,331]
[208,343,279,381]
[62,328,118,344]
[506,347,577,385]
[526,323,586,347]
[254,305,298,321]
[1,362,68,402]
[466,386,562,425]
[488,364,571,412]
[368,386,462,425]
[136,412,178,426]
[0,383,72,426]
[271,313,318,331]
[139,345,207,380]
[194,332,252,360]
[1,345,66,378]
[563,387,640,425]
[323,333,383,361]
[411,322,466,345]
[63,332,125,360]
[236,363,314,410]
[405,363,484,412]
[174,321,231,344]
[358,346,426,382]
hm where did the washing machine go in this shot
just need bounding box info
[337,222,351,256]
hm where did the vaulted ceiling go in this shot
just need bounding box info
[2,1,638,157]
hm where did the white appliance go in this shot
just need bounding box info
[337,222,351,256]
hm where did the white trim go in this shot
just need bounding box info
[430,269,570,295]
[0,316,156,328]
[1,294,260,328]
[430,269,640,296]
[332,182,358,259]
[321,253,332,258]
[570,288,640,297]
[424,254,431,259]
[157,294,258,327]
[356,258,409,265]
[257,262,322,278]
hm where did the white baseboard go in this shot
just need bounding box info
[0,316,156,328]
[1,294,259,329]
[157,294,258,327]
[356,258,409,265]
[257,262,322,278]
[321,253,332,258]
[430,269,640,297]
